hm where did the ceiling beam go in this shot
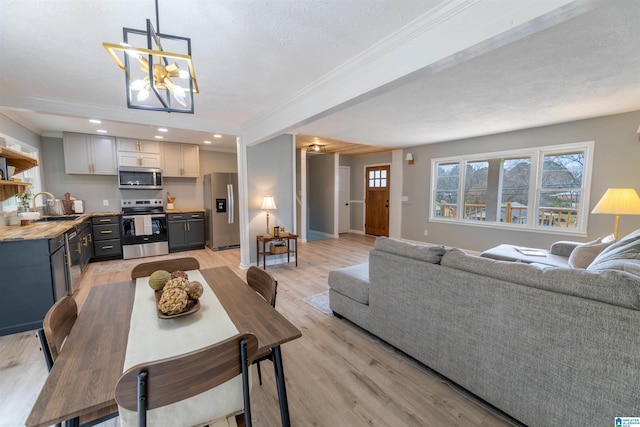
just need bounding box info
[241,0,590,146]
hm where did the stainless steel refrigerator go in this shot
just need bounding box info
[203,173,240,249]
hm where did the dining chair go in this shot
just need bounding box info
[246,266,278,385]
[37,296,119,427]
[130,256,200,280]
[114,332,258,427]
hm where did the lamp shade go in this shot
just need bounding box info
[591,188,640,215]
[261,196,277,210]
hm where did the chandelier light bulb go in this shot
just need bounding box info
[137,88,150,102]
[178,69,189,79]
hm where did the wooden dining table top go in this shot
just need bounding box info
[26,266,302,427]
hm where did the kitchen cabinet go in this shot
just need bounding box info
[117,138,161,168]
[162,142,200,177]
[0,238,59,335]
[63,132,117,175]
[76,220,93,271]
[0,145,39,201]
[91,215,122,260]
[167,212,205,252]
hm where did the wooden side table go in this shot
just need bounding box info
[256,233,298,269]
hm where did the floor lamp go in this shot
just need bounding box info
[591,188,640,239]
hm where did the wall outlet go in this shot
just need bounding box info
[424,229,429,236]
[103,199,109,206]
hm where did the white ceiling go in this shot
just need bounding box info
[1,0,639,153]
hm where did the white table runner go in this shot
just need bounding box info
[118,270,246,427]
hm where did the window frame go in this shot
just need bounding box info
[430,141,594,236]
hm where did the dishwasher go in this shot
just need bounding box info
[65,227,82,294]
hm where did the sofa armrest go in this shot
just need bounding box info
[549,240,581,257]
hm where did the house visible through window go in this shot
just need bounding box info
[431,141,593,234]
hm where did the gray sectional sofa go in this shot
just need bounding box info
[328,232,640,427]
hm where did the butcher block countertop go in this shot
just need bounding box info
[0,212,120,242]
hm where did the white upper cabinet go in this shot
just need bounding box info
[117,138,161,168]
[63,133,117,175]
[162,142,200,178]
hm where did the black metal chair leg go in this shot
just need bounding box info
[256,361,263,385]
[241,339,252,427]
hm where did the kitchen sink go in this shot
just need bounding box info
[35,215,81,222]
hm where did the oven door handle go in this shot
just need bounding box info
[122,214,167,220]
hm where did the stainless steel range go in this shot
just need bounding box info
[121,199,168,259]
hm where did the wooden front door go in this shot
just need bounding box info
[365,165,390,236]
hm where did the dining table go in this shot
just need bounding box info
[26,266,302,427]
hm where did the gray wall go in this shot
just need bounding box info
[401,110,640,251]
[40,136,237,213]
[340,152,392,232]
[0,113,42,150]
[247,134,294,264]
[308,153,336,234]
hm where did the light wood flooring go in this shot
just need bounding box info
[0,234,518,427]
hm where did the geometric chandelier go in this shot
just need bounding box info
[102,0,198,113]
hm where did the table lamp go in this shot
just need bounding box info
[261,195,277,236]
[591,188,640,239]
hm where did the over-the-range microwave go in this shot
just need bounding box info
[118,167,163,190]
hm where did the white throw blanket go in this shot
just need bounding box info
[118,270,246,427]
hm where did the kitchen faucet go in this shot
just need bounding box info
[32,192,63,216]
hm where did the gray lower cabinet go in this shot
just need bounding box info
[167,212,205,252]
[0,238,63,336]
[91,215,122,260]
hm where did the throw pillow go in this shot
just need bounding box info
[568,239,611,269]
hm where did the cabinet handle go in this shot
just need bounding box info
[173,215,183,219]
[184,223,187,232]
[191,214,200,218]
[76,242,82,254]
[99,218,110,222]
[187,223,190,231]
[83,236,88,247]
[102,245,114,249]
[101,230,113,234]
[139,141,143,151]
[66,251,71,268]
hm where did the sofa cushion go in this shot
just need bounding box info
[588,229,640,272]
[374,237,445,264]
[443,248,640,310]
[328,263,370,305]
[568,235,615,269]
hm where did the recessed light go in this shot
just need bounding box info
[96,129,108,133]
[154,135,164,139]
[89,119,102,124]
[158,128,168,132]
[203,140,212,144]
[213,134,222,138]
